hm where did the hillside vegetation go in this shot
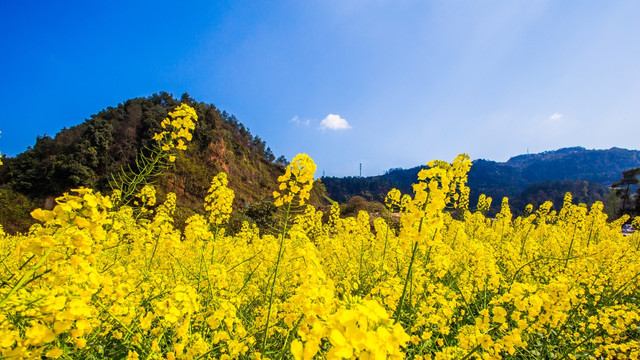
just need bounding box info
[0,93,320,233]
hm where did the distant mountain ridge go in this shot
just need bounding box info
[322,147,640,214]
[504,146,640,185]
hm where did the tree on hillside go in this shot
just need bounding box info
[612,167,640,216]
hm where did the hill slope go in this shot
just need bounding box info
[0,92,294,232]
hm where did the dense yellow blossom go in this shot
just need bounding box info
[152,104,198,158]
[1,153,639,359]
[273,153,316,207]
[204,172,235,226]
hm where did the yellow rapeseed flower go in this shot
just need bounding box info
[273,153,316,207]
[204,172,235,226]
[153,103,198,154]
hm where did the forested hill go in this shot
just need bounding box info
[322,147,640,214]
[0,92,311,232]
[505,147,640,185]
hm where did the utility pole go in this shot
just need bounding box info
[359,163,362,177]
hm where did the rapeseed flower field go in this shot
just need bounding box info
[1,105,639,359]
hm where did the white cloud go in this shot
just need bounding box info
[319,114,351,130]
[549,113,563,121]
[290,115,310,126]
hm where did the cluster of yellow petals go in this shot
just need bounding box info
[152,104,198,161]
[204,172,235,226]
[476,193,493,213]
[326,299,409,359]
[385,188,401,211]
[1,154,640,359]
[273,153,316,207]
[133,184,157,214]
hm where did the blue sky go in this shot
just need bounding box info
[1,1,639,177]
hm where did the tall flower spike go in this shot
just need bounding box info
[273,153,316,207]
[153,104,198,161]
[476,194,492,214]
[458,186,470,211]
[204,172,235,225]
[110,103,198,207]
[385,188,401,211]
[496,197,512,221]
[137,185,157,213]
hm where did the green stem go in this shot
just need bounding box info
[394,240,419,323]
[210,225,219,264]
[111,144,171,208]
[557,328,602,360]
[394,191,432,324]
[278,314,305,360]
[586,216,596,247]
[459,343,483,360]
[357,235,364,292]
[381,211,390,266]
[0,246,55,308]
[564,223,578,270]
[261,201,291,352]
[147,231,161,271]
[519,223,534,259]
[96,301,136,337]
[459,324,502,360]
